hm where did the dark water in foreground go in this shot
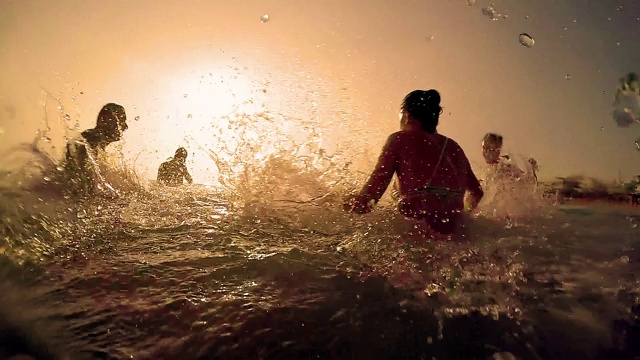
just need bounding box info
[1,183,640,360]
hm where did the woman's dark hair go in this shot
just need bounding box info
[401,89,443,133]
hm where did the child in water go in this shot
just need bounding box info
[157,147,193,186]
[64,103,128,198]
[343,89,484,235]
[481,133,538,185]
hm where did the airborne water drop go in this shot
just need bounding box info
[518,33,534,48]
[261,14,270,23]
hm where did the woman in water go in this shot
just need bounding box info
[343,89,484,235]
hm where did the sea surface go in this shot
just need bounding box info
[1,144,639,360]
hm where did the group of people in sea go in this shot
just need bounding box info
[63,103,193,198]
[63,89,539,236]
[342,90,538,235]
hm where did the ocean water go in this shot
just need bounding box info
[0,139,639,360]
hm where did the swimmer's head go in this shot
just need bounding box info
[174,147,188,162]
[625,72,639,84]
[95,103,128,143]
[482,133,503,164]
[400,90,442,133]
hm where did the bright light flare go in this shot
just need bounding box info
[122,68,267,185]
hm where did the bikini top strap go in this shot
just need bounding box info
[426,137,449,186]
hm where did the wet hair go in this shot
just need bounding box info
[96,103,127,130]
[401,90,443,133]
[174,147,188,159]
[482,133,503,148]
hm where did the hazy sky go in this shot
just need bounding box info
[1,0,639,183]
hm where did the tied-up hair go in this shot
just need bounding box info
[401,90,443,133]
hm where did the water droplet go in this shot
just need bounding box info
[134,116,140,121]
[232,57,236,61]
[183,94,188,98]
[617,5,623,11]
[563,26,567,30]
[613,107,638,128]
[42,136,51,142]
[518,33,535,48]
[467,0,475,5]
[427,35,435,41]
[607,17,612,21]
[524,15,530,20]
[43,176,51,182]
[635,137,640,151]
[260,14,270,23]
[80,91,84,95]
[56,166,64,172]
[600,126,604,131]
[63,114,71,121]
[482,5,501,20]
[565,74,572,80]
[616,41,621,46]
[572,19,577,23]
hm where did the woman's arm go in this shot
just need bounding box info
[461,152,484,210]
[344,133,398,213]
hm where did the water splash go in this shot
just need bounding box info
[518,33,534,48]
[481,4,505,20]
[612,72,640,127]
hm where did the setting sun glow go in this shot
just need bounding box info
[121,67,266,185]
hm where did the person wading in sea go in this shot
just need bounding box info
[344,89,484,236]
[157,147,193,186]
[64,103,128,198]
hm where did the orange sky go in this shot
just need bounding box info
[1,0,639,183]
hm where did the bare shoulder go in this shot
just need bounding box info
[387,131,403,141]
[383,131,403,147]
[442,135,463,150]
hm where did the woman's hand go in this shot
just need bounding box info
[343,194,373,214]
